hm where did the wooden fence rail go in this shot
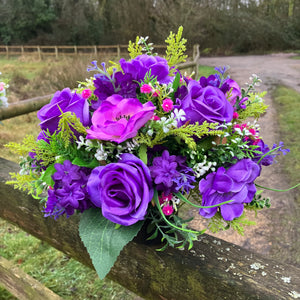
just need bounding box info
[0,157,299,300]
[0,44,177,59]
[0,46,199,121]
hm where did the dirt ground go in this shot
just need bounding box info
[190,53,300,266]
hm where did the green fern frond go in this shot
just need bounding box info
[166,122,222,150]
[57,111,86,148]
[208,212,256,235]
[136,122,222,150]
[238,102,269,121]
[4,135,37,156]
[6,172,38,195]
[165,26,188,67]
[227,213,256,235]
[128,36,143,59]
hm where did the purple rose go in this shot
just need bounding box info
[199,159,261,221]
[37,88,91,134]
[120,54,172,84]
[177,80,233,125]
[87,153,153,226]
[86,94,155,143]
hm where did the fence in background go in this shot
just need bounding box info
[0,44,173,59]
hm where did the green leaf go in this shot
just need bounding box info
[40,163,55,187]
[72,157,99,168]
[170,72,181,100]
[138,143,148,165]
[79,208,143,279]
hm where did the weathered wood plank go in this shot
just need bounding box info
[0,157,299,300]
[0,255,63,300]
[0,95,52,121]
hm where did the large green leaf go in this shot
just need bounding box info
[79,208,143,279]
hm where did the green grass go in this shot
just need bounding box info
[0,57,54,81]
[0,219,139,299]
[198,65,215,78]
[272,86,300,191]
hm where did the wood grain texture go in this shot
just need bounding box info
[0,157,299,300]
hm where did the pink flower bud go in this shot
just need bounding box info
[151,115,160,121]
[162,98,173,112]
[82,89,92,99]
[162,204,174,216]
[233,112,239,119]
[152,90,160,97]
[140,84,153,94]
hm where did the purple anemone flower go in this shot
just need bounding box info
[86,94,155,143]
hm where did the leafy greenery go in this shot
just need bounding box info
[165,26,188,67]
[4,135,36,156]
[238,92,269,121]
[128,36,143,59]
[208,212,256,235]
[57,111,87,148]
[137,121,222,150]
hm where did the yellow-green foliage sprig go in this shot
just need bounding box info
[5,134,37,156]
[57,111,87,148]
[136,121,223,150]
[237,91,268,121]
[208,212,256,235]
[165,26,188,68]
[128,36,143,59]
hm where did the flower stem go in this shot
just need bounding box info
[257,145,281,164]
[153,190,204,235]
[255,183,300,192]
[174,192,233,208]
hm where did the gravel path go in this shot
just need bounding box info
[190,53,300,265]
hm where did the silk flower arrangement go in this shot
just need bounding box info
[6,27,297,279]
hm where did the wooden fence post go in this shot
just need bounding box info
[117,44,121,59]
[74,45,77,56]
[37,46,41,60]
[5,46,8,59]
[55,46,58,59]
[193,44,200,79]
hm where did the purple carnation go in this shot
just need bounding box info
[177,80,233,126]
[199,158,261,221]
[44,160,93,219]
[87,153,153,226]
[92,71,138,110]
[120,54,172,84]
[149,150,196,195]
[37,88,91,134]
